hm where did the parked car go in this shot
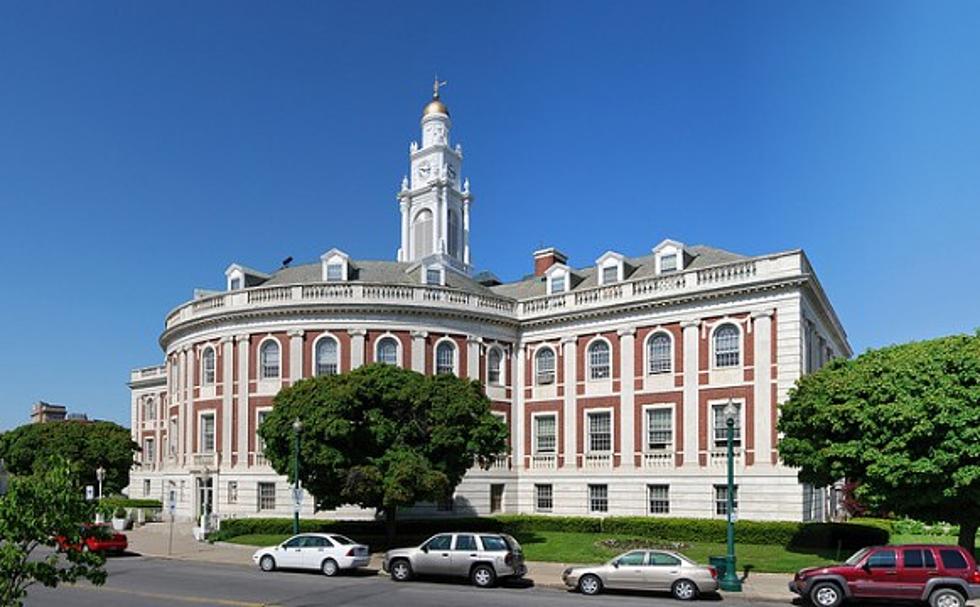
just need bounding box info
[789,544,980,607]
[54,523,128,555]
[383,532,527,588]
[561,549,718,600]
[252,533,370,576]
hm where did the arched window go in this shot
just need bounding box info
[588,340,611,380]
[144,396,156,421]
[316,337,339,376]
[448,210,460,257]
[202,347,216,385]
[487,348,503,385]
[535,348,555,385]
[413,209,434,258]
[260,340,280,379]
[436,341,456,375]
[376,337,399,365]
[714,324,740,368]
[647,333,672,375]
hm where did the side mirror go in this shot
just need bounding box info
[421,545,429,553]
[612,559,620,568]
[861,563,871,573]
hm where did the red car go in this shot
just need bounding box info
[790,544,980,607]
[55,523,128,555]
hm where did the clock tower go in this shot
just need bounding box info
[397,79,473,273]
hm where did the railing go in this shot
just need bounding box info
[709,449,742,468]
[642,450,673,468]
[164,253,804,330]
[253,452,268,467]
[130,364,167,382]
[489,455,510,470]
[584,452,613,469]
[530,454,558,470]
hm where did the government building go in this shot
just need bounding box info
[128,84,851,524]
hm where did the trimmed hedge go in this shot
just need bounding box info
[209,515,887,549]
[100,497,163,510]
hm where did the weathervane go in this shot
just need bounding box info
[433,75,447,98]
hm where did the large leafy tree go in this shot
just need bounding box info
[259,364,509,539]
[0,456,107,606]
[779,332,980,549]
[0,421,138,495]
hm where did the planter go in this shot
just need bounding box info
[111,517,128,531]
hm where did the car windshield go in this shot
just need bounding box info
[330,535,354,545]
[845,548,871,566]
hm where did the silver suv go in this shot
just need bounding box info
[383,532,526,588]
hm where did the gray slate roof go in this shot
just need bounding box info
[229,245,746,301]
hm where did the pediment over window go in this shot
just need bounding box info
[651,239,687,274]
[595,251,627,285]
[320,248,351,282]
[224,264,270,291]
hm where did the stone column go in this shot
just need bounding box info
[179,347,191,466]
[411,330,427,372]
[288,330,304,382]
[153,394,162,468]
[752,310,774,466]
[221,336,235,470]
[561,336,577,469]
[513,344,526,472]
[399,200,410,262]
[349,329,366,369]
[466,335,482,380]
[681,320,701,467]
[236,335,250,468]
[617,327,636,469]
[462,199,471,266]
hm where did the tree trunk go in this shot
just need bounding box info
[958,520,978,552]
[384,508,397,546]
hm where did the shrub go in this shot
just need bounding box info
[99,497,162,510]
[113,506,128,519]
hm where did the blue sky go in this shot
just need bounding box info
[1,1,978,428]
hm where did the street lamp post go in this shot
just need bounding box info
[719,399,743,592]
[291,419,303,536]
[95,466,106,500]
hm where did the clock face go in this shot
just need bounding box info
[417,161,431,178]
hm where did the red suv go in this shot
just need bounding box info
[790,545,980,607]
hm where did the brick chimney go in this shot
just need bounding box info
[533,247,568,277]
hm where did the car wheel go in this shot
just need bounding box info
[672,579,699,601]
[930,588,966,607]
[389,559,413,582]
[259,555,276,572]
[321,558,339,577]
[471,564,496,588]
[809,581,843,607]
[578,574,603,596]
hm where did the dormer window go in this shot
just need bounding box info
[225,263,270,291]
[424,265,444,286]
[595,251,626,286]
[229,277,242,291]
[545,263,571,295]
[652,239,686,275]
[320,248,350,282]
[550,274,565,294]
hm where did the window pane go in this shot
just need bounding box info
[940,549,968,570]
[868,550,897,569]
[426,535,452,551]
[714,324,740,367]
[712,403,741,448]
[602,265,618,284]
[589,484,608,513]
[454,535,477,551]
[646,408,672,449]
[376,337,398,365]
[488,349,502,384]
[201,415,215,452]
[903,549,924,568]
[258,482,276,510]
[260,341,280,379]
[588,411,612,452]
[588,341,610,380]
[550,275,565,294]
[648,484,670,514]
[202,348,216,385]
[326,263,343,281]
[618,551,645,566]
[661,254,677,273]
[714,484,738,515]
[647,334,672,374]
[436,342,455,375]
[536,348,555,385]
[535,484,553,512]
[649,552,682,566]
[316,338,338,376]
[480,536,508,551]
[534,416,556,453]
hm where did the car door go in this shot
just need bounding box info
[450,534,479,575]
[299,536,333,570]
[276,536,307,569]
[852,548,901,599]
[414,534,454,575]
[645,551,684,591]
[898,548,937,598]
[605,551,648,590]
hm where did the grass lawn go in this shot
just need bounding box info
[222,530,971,574]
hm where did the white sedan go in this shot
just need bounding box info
[252,533,370,576]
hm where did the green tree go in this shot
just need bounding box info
[779,332,980,549]
[0,421,138,495]
[0,456,106,606]
[259,364,509,540]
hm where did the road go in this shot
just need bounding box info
[24,553,791,607]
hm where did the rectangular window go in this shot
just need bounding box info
[169,419,179,455]
[230,277,242,291]
[940,549,969,570]
[426,268,442,285]
[587,411,612,452]
[588,484,608,513]
[903,549,935,569]
[645,408,672,450]
[550,274,565,294]
[144,438,156,463]
[326,263,343,281]
[257,482,276,511]
[535,484,553,512]
[660,254,677,273]
[489,484,504,514]
[143,479,151,497]
[714,484,738,516]
[712,403,741,448]
[534,415,557,454]
[601,265,618,284]
[200,413,215,453]
[227,481,238,504]
[868,549,897,569]
[648,484,670,514]
[256,410,269,455]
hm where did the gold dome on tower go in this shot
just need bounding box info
[422,77,450,117]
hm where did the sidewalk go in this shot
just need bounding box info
[126,523,795,603]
